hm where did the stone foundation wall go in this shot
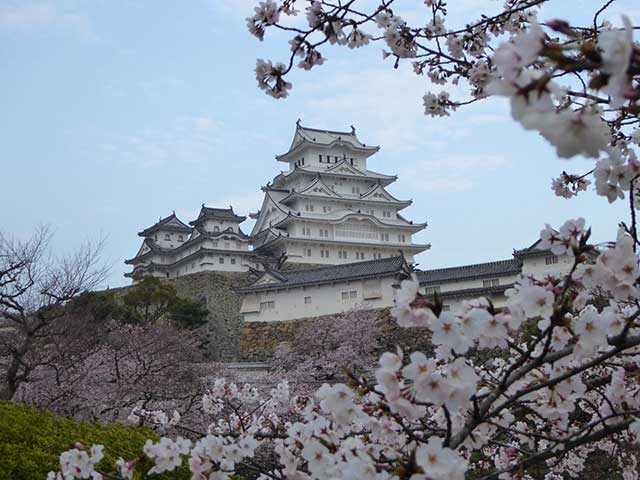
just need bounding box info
[239,308,434,361]
[170,271,250,361]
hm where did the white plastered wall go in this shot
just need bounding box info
[241,275,397,322]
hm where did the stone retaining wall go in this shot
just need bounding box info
[170,271,250,361]
[239,308,434,361]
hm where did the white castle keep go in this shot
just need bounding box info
[250,122,429,265]
[125,122,429,280]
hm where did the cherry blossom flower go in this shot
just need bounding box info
[599,16,634,108]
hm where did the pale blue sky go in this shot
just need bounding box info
[0,0,634,287]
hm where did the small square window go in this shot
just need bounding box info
[304,296,312,304]
[341,292,349,300]
[219,257,224,264]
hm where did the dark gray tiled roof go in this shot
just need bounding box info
[138,213,192,237]
[513,239,551,257]
[436,283,515,300]
[190,206,246,225]
[416,259,522,286]
[237,255,409,293]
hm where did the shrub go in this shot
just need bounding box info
[0,401,191,480]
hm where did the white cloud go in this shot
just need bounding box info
[295,61,500,155]
[402,154,511,193]
[0,1,95,38]
[100,115,225,168]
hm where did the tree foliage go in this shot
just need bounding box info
[122,276,208,328]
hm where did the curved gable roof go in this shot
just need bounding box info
[138,213,192,237]
[277,123,379,161]
[190,205,246,225]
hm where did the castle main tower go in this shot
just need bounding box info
[250,122,429,266]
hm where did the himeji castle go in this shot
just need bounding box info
[249,122,430,265]
[125,122,430,282]
[125,206,256,280]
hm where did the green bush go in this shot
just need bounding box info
[0,401,191,480]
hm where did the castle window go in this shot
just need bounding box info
[219,257,224,264]
[350,158,354,165]
[304,204,314,212]
[398,234,406,243]
[442,305,450,312]
[338,251,348,259]
[214,226,220,232]
[366,209,374,216]
[301,157,305,165]
[349,290,357,299]
[356,252,365,260]
[224,242,230,249]
[319,155,323,162]
[178,235,184,242]
[231,258,236,264]
[191,262,195,269]
[382,211,391,218]
[483,279,500,288]
[236,242,241,249]
[381,233,389,242]
[323,206,332,213]
[304,296,312,305]
[320,250,330,258]
[260,301,275,311]
[319,229,329,238]
[352,187,360,194]
[213,241,219,247]
[154,235,158,241]
[305,249,312,257]
[164,234,170,241]
[302,227,311,236]
[545,255,559,265]
[341,291,349,300]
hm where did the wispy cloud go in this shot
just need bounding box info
[296,61,504,156]
[100,115,225,168]
[0,1,95,38]
[402,154,511,193]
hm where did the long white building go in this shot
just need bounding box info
[125,206,257,280]
[250,122,430,266]
[238,255,411,322]
[415,239,575,311]
[238,241,576,323]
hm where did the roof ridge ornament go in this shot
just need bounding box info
[350,125,356,134]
